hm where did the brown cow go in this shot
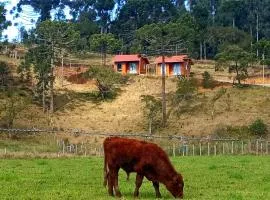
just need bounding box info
[103,137,184,198]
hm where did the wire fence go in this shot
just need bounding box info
[0,128,269,157]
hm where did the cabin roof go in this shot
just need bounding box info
[113,54,149,63]
[155,55,191,64]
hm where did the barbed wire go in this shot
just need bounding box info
[0,127,268,142]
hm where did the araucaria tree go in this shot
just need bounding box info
[23,45,52,112]
[216,45,254,85]
[24,20,79,113]
[89,33,121,65]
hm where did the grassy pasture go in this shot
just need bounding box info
[0,156,269,200]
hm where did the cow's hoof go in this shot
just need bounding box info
[116,192,122,198]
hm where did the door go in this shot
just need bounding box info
[173,63,181,75]
[129,62,137,74]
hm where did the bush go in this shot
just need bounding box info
[249,119,268,137]
[85,65,127,100]
[213,125,250,139]
[0,61,10,88]
[202,71,214,89]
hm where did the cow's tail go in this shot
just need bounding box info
[103,150,108,187]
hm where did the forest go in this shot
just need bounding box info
[0,0,270,61]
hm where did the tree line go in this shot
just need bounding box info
[0,1,265,59]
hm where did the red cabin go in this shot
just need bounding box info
[155,55,193,77]
[113,54,149,75]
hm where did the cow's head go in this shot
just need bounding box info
[166,173,184,198]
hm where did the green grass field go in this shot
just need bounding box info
[0,156,269,200]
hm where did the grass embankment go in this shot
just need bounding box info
[1,55,270,135]
[0,156,269,199]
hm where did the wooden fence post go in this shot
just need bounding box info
[199,143,202,156]
[192,144,195,156]
[173,143,176,157]
[207,142,210,156]
[266,141,269,155]
[256,140,259,155]
[260,141,263,155]
[248,140,251,154]
[62,141,65,154]
[231,141,234,154]
[182,144,185,157]
[214,143,217,156]
[241,141,244,155]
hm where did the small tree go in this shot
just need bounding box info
[0,92,29,128]
[169,76,198,116]
[17,61,32,83]
[0,61,10,88]
[141,95,162,134]
[249,119,268,138]
[202,71,214,89]
[23,45,51,112]
[215,45,254,85]
[86,65,124,99]
[89,33,121,65]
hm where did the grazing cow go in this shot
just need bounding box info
[103,137,184,198]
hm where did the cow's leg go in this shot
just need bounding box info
[134,174,144,197]
[153,181,162,198]
[108,171,114,196]
[126,172,130,181]
[113,168,122,197]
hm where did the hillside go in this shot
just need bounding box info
[1,56,270,136]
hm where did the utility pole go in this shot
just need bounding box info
[262,53,265,84]
[50,43,54,114]
[161,53,166,127]
[256,13,259,57]
[61,55,64,87]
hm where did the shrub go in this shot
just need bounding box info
[85,65,127,100]
[202,71,214,89]
[213,125,250,139]
[0,61,10,89]
[249,119,268,137]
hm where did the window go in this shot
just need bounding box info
[117,63,122,72]
[129,62,137,74]
[173,63,181,75]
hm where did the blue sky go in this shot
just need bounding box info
[3,0,71,41]
[3,0,37,41]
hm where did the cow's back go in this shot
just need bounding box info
[103,137,173,173]
[104,137,145,166]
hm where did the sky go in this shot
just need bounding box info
[2,0,71,41]
[2,0,35,41]
[2,0,188,41]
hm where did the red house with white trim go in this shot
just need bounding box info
[113,54,149,75]
[155,55,193,77]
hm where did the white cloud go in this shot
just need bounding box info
[2,0,72,41]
